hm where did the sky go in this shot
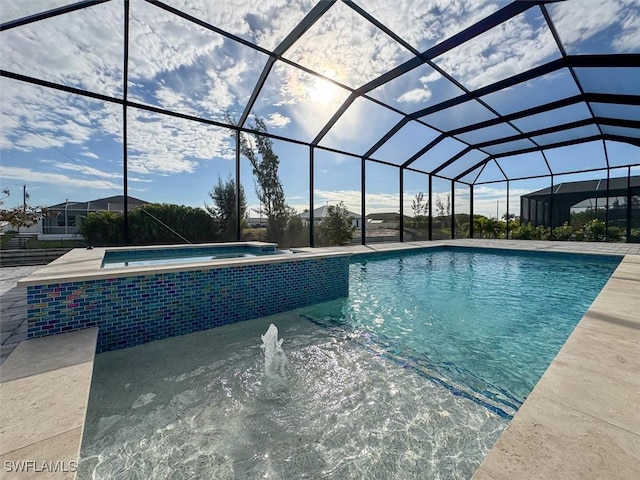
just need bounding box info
[1,0,639,221]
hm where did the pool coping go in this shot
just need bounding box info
[16,242,346,287]
[0,328,98,479]
[1,239,639,479]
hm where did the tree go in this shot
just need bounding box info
[205,175,247,240]
[411,192,427,217]
[0,188,50,232]
[283,210,308,248]
[411,192,428,230]
[236,116,290,243]
[316,202,355,246]
[445,193,451,220]
[434,195,446,227]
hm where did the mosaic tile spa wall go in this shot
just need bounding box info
[27,256,349,352]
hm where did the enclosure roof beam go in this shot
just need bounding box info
[400,134,447,169]
[311,1,533,147]
[0,0,109,31]
[472,117,640,150]
[409,54,640,120]
[447,93,640,137]
[357,1,533,95]
[239,1,336,126]
[430,147,474,176]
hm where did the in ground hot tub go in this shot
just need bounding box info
[20,242,349,352]
[101,243,294,268]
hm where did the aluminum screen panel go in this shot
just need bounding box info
[367,63,464,114]
[162,0,318,50]
[283,0,414,90]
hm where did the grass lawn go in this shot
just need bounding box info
[26,238,87,249]
[0,232,16,248]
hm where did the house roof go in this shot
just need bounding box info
[365,212,411,221]
[48,195,149,211]
[299,205,361,220]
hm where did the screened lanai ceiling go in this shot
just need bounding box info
[1,0,639,198]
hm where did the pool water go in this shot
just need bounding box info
[78,314,507,480]
[101,245,292,268]
[320,247,620,411]
[78,247,620,479]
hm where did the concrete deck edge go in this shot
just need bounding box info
[0,328,98,480]
[470,250,640,480]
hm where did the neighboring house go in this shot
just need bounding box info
[42,195,149,236]
[521,175,640,229]
[246,217,267,228]
[365,212,410,230]
[0,219,42,235]
[298,205,362,229]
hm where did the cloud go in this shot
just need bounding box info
[283,0,413,89]
[0,2,124,96]
[264,112,291,129]
[613,6,640,52]
[420,71,443,85]
[360,0,502,52]
[127,1,224,81]
[43,161,122,180]
[2,77,236,177]
[0,81,118,152]
[549,0,640,53]
[254,61,351,140]
[81,151,99,160]
[163,0,317,51]
[313,189,401,214]
[432,10,561,90]
[397,88,433,103]
[125,109,235,174]
[0,165,120,191]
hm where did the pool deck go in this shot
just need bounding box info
[0,239,639,479]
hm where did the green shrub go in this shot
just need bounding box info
[128,204,219,245]
[509,222,550,240]
[510,222,535,240]
[607,226,624,242]
[583,219,606,242]
[534,225,551,240]
[79,204,220,246]
[316,202,355,246]
[552,222,574,241]
[78,211,123,246]
[282,215,308,248]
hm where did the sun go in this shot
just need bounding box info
[308,71,339,104]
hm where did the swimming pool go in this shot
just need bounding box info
[77,247,620,479]
[308,247,621,412]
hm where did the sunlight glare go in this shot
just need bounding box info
[309,75,338,104]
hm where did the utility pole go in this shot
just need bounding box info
[23,184,27,212]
